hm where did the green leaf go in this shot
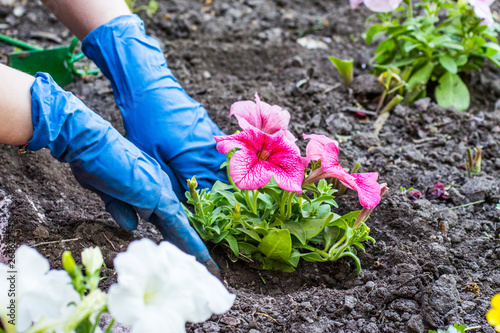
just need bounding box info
[456,54,468,66]
[365,24,384,44]
[236,228,262,242]
[303,218,328,238]
[300,252,326,262]
[258,256,295,272]
[283,222,307,245]
[225,234,240,257]
[324,226,341,248]
[258,229,292,261]
[238,242,258,255]
[438,55,457,74]
[407,62,435,92]
[483,42,500,56]
[212,230,229,243]
[435,72,470,111]
[329,56,354,87]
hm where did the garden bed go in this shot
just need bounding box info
[1,0,500,331]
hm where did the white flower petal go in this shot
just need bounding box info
[109,240,235,331]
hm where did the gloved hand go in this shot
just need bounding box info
[27,72,218,275]
[81,14,227,201]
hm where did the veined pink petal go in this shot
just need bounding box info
[217,128,304,192]
[350,0,364,8]
[363,0,402,12]
[303,134,339,161]
[351,173,381,208]
[229,94,296,141]
[317,142,381,208]
[229,149,274,190]
[320,142,342,173]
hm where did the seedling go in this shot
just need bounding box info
[329,56,354,87]
[465,146,482,178]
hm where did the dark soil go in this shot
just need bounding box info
[1,0,500,332]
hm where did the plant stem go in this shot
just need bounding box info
[252,190,259,214]
[380,94,403,115]
[245,190,257,215]
[286,192,294,220]
[431,200,485,213]
[104,319,115,333]
[90,308,108,333]
[464,327,481,331]
[301,244,329,259]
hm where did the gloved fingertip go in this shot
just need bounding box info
[204,258,221,279]
[106,199,139,232]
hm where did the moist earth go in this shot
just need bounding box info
[1,0,500,332]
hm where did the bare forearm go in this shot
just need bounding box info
[41,0,131,39]
[0,64,34,145]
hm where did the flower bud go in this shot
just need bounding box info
[234,202,241,219]
[81,247,103,276]
[187,176,200,202]
[62,251,77,277]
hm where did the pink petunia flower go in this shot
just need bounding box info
[229,93,297,142]
[468,0,495,26]
[214,128,304,193]
[303,138,381,209]
[303,134,339,161]
[351,0,403,12]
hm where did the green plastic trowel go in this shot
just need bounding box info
[0,34,99,86]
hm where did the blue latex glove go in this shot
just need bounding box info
[82,14,227,201]
[27,72,218,275]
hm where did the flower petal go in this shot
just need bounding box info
[229,100,262,130]
[363,0,403,12]
[472,2,494,26]
[350,0,364,8]
[303,134,339,161]
[221,128,304,192]
[256,94,292,136]
[229,149,274,190]
[351,173,381,208]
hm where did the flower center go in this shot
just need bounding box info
[257,150,271,161]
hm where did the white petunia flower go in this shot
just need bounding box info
[0,245,80,333]
[107,239,236,333]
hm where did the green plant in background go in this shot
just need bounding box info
[125,0,159,17]
[329,56,354,87]
[359,0,500,111]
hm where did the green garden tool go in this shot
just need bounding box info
[0,34,99,87]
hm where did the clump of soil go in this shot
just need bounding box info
[1,0,499,332]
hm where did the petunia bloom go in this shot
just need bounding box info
[350,0,403,12]
[487,294,500,332]
[0,245,80,333]
[229,93,296,142]
[215,128,305,193]
[107,239,235,333]
[303,136,381,209]
[468,0,495,26]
